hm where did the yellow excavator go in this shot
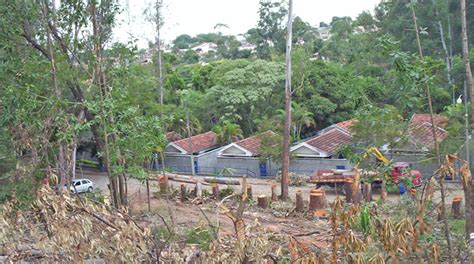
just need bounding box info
[311,147,422,192]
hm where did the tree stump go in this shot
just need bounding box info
[246,184,253,200]
[362,182,372,202]
[295,190,304,212]
[380,180,387,202]
[452,196,463,219]
[195,182,202,198]
[344,179,353,203]
[309,189,326,211]
[159,175,168,194]
[257,195,268,209]
[180,183,187,202]
[212,183,220,200]
[271,183,278,201]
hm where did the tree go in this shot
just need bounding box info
[460,0,474,117]
[281,0,293,200]
[183,49,199,64]
[255,0,288,59]
[213,121,243,144]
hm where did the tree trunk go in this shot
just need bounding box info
[295,190,304,212]
[344,179,353,203]
[185,107,196,176]
[180,183,187,202]
[156,0,164,109]
[411,4,453,259]
[146,179,151,212]
[362,182,372,203]
[281,0,293,201]
[461,0,474,117]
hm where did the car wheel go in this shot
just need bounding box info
[88,187,93,192]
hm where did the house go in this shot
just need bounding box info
[164,131,222,174]
[289,122,354,175]
[217,131,278,177]
[191,42,217,54]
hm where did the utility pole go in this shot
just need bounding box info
[281,0,293,200]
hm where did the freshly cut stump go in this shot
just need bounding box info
[159,176,168,194]
[212,183,220,200]
[246,184,253,200]
[451,196,463,219]
[271,183,278,201]
[309,189,326,211]
[257,195,268,209]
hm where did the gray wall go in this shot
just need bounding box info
[389,153,439,179]
[165,148,353,178]
[289,158,353,176]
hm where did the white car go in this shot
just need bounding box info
[70,179,94,193]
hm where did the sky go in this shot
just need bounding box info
[114,0,382,48]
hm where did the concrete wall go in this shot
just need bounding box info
[164,148,353,178]
[288,158,353,176]
[389,153,438,179]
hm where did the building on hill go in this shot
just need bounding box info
[191,42,217,54]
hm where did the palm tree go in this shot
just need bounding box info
[214,121,243,144]
[277,102,315,140]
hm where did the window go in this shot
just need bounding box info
[82,180,88,184]
[74,181,81,186]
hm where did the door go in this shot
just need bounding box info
[194,160,199,174]
[74,181,82,192]
[259,162,267,177]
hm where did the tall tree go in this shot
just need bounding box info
[281,0,293,200]
[460,0,474,116]
[410,1,453,260]
[460,0,474,239]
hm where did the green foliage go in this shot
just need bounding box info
[0,177,36,207]
[185,227,215,250]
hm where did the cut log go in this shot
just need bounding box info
[212,183,220,200]
[362,182,372,202]
[344,179,353,203]
[295,190,304,212]
[258,195,268,209]
[180,184,187,203]
[246,184,253,200]
[452,196,463,219]
[309,189,326,211]
[204,177,240,185]
[271,183,278,201]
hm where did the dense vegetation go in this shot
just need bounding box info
[1,0,474,262]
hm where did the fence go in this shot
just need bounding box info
[154,165,258,178]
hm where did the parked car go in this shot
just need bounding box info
[70,179,94,193]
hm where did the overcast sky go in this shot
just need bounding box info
[114,0,382,48]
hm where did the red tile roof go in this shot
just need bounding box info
[305,128,352,155]
[235,131,276,156]
[172,131,217,154]
[335,119,356,133]
[166,131,182,142]
[408,123,448,150]
[410,114,448,128]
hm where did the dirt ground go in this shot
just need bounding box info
[82,170,465,243]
